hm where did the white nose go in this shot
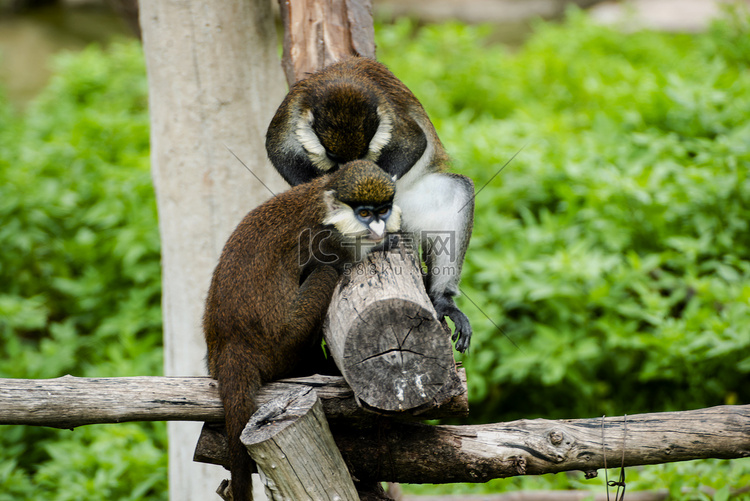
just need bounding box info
[369,219,386,238]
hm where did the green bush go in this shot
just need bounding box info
[2,6,749,499]
[377,8,750,497]
[379,8,750,424]
[0,42,166,500]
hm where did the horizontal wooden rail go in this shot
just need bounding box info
[0,372,468,429]
[195,403,750,483]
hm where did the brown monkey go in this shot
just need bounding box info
[203,159,401,500]
[266,57,474,353]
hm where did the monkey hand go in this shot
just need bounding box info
[431,293,472,353]
[378,232,401,253]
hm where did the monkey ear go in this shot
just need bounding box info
[323,190,344,214]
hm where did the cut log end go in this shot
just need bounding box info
[343,298,453,411]
[242,386,317,446]
[325,244,463,414]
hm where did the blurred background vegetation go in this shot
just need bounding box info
[1,1,749,499]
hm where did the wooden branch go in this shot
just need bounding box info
[400,486,750,501]
[325,246,463,413]
[241,387,358,500]
[0,372,467,429]
[401,492,666,501]
[0,375,223,429]
[278,0,376,84]
[194,404,750,483]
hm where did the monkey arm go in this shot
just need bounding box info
[376,116,428,180]
[431,293,472,353]
[265,120,325,187]
[266,148,321,186]
[396,172,475,353]
[278,265,340,356]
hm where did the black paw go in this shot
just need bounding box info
[431,293,472,353]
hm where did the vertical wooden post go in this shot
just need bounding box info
[324,247,460,413]
[242,387,359,500]
[138,1,287,500]
[278,0,376,84]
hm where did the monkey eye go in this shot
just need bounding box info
[376,207,391,216]
[358,209,371,218]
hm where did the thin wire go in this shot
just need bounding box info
[458,144,526,214]
[603,414,628,501]
[611,415,628,501]
[602,415,610,501]
[223,143,278,197]
[458,286,523,353]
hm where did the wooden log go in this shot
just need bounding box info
[241,387,359,501]
[324,245,461,413]
[278,0,376,84]
[0,373,469,429]
[193,404,750,483]
[0,375,223,429]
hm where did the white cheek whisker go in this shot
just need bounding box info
[386,205,402,233]
[367,106,393,160]
[295,110,335,171]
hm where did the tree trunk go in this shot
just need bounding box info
[278,0,375,84]
[138,1,287,499]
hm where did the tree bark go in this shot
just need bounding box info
[325,246,463,413]
[194,404,750,483]
[0,372,468,429]
[278,0,376,84]
[138,1,288,500]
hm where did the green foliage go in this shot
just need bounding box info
[377,7,750,498]
[379,8,750,423]
[0,42,166,499]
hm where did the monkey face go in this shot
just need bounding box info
[352,204,395,241]
[323,197,401,259]
[322,160,402,248]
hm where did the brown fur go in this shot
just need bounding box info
[203,161,396,500]
[266,57,450,186]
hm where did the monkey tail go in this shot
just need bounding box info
[215,345,262,501]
